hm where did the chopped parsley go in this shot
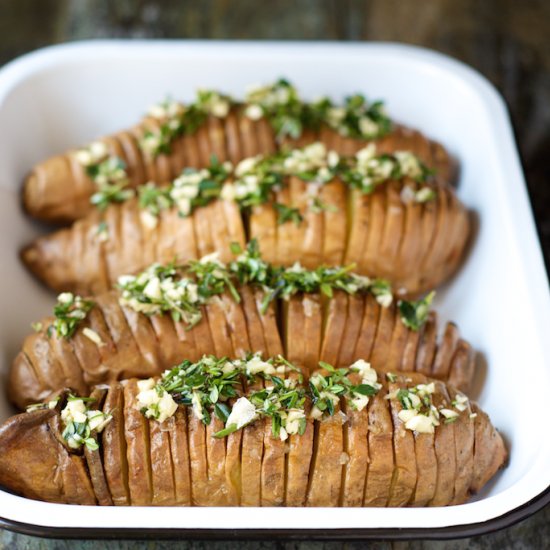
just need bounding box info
[74,143,134,210]
[116,241,431,331]
[48,293,95,339]
[398,291,435,331]
[60,395,112,451]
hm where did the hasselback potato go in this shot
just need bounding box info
[22,143,469,297]
[10,253,475,409]
[22,80,454,224]
[0,361,506,507]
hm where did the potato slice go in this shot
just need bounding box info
[305,408,345,507]
[193,204,216,258]
[377,181,405,280]
[415,311,437,375]
[116,131,146,187]
[284,295,306,366]
[224,110,243,165]
[218,293,251,358]
[239,285,268,355]
[385,307,410,372]
[449,388,475,505]
[338,294,366,367]
[205,416,233,506]
[345,188,369,267]
[119,306,161,375]
[285,395,314,506]
[122,379,152,505]
[429,381,457,506]
[203,297,235,358]
[168,409,192,506]
[253,288,284,357]
[341,375,370,507]
[83,388,113,506]
[387,380,417,506]
[207,115,228,163]
[320,180,347,266]
[364,387,394,507]
[448,340,475,394]
[187,410,209,506]
[431,322,460,381]
[370,302,397,368]
[470,404,508,494]
[302,294,323,373]
[102,383,130,505]
[149,417,177,505]
[353,293,380,361]
[319,291,347,366]
[401,324,421,374]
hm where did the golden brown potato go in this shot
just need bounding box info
[9,289,475,410]
[22,175,468,298]
[23,102,453,225]
[0,371,506,507]
[22,197,246,295]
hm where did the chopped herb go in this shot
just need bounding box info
[73,145,134,210]
[218,376,307,440]
[274,203,303,225]
[117,263,205,327]
[398,291,435,331]
[158,356,243,425]
[138,182,174,216]
[26,396,60,413]
[244,79,392,142]
[91,180,134,210]
[117,242,404,329]
[49,293,94,339]
[141,91,233,156]
[60,395,112,451]
[310,360,381,418]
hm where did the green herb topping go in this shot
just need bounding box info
[215,377,307,441]
[117,263,204,327]
[398,290,435,331]
[140,91,233,156]
[74,141,134,210]
[135,354,384,440]
[135,142,433,225]
[309,359,382,418]
[117,241,406,330]
[60,395,112,451]
[138,79,391,156]
[26,396,60,413]
[154,355,243,425]
[392,382,440,434]
[244,79,391,141]
[48,293,95,339]
[388,379,469,434]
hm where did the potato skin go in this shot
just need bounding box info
[0,372,505,508]
[9,287,476,410]
[23,108,454,225]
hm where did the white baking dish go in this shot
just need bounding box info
[0,40,548,539]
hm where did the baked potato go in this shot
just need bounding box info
[21,145,468,297]
[0,364,505,507]
[22,81,454,224]
[9,278,475,410]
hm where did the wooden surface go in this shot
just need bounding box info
[0,0,549,548]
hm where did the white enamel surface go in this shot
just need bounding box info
[0,40,549,531]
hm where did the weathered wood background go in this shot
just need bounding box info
[0,0,548,548]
